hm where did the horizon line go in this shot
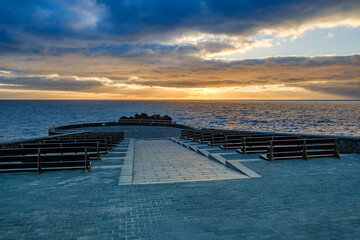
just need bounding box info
[0,99,359,101]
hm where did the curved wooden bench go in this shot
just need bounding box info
[260,138,340,163]
[0,131,124,173]
[0,147,92,173]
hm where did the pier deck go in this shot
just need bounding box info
[1,125,359,239]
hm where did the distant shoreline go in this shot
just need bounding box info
[0,99,359,102]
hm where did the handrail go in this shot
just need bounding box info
[0,131,90,147]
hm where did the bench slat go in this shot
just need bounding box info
[0,154,99,162]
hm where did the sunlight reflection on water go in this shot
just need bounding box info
[0,100,359,142]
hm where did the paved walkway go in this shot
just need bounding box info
[1,138,360,239]
[133,140,246,184]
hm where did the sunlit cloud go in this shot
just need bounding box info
[0,54,359,99]
[259,13,360,40]
[202,38,273,60]
[0,70,12,75]
[165,32,275,60]
[327,33,334,38]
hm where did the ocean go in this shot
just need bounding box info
[0,100,359,143]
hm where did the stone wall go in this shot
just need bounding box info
[49,121,194,135]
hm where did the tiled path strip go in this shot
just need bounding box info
[91,139,134,185]
[91,139,129,170]
[132,140,247,184]
[118,139,134,185]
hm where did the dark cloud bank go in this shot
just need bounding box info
[1,0,360,56]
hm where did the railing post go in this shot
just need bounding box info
[225,135,228,150]
[302,140,309,161]
[333,139,340,159]
[84,148,88,173]
[211,134,214,146]
[105,139,108,154]
[110,137,113,149]
[37,149,42,174]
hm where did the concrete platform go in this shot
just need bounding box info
[1,135,359,239]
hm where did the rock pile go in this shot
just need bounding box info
[119,113,172,121]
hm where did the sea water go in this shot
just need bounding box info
[0,100,359,143]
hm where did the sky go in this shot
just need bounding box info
[0,0,359,100]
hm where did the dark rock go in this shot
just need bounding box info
[162,115,172,121]
[139,113,149,119]
[151,114,160,120]
[119,113,172,122]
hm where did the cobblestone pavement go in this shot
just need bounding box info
[133,140,247,184]
[0,142,360,239]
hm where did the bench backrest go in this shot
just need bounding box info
[0,153,94,162]
[265,138,339,162]
[20,142,104,148]
[0,147,93,156]
[223,134,274,148]
[41,139,112,147]
[243,135,300,143]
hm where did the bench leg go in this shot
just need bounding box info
[269,142,275,163]
[333,140,341,159]
[302,142,309,161]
